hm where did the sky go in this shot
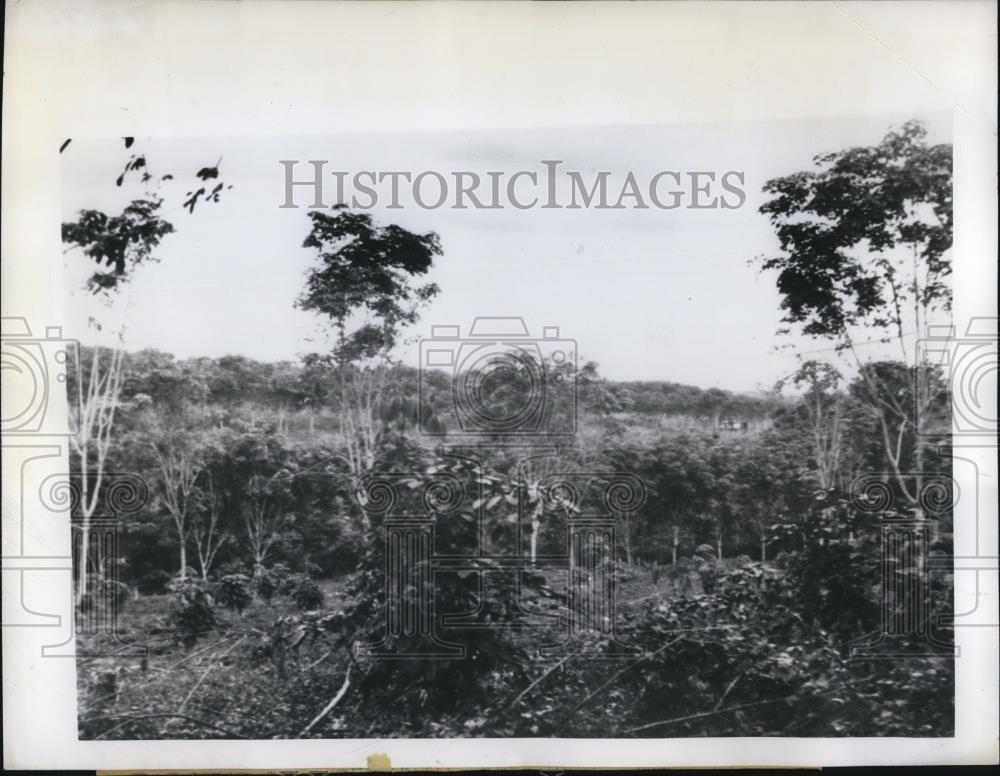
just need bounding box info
[60,112,951,392]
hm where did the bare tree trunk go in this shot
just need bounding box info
[846,342,922,508]
[152,438,202,582]
[914,432,925,514]
[72,345,126,605]
[245,497,279,573]
[194,476,224,580]
[672,525,679,565]
[78,525,90,600]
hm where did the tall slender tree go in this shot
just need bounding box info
[62,138,230,602]
[757,120,952,507]
[297,207,441,480]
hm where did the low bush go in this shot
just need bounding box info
[79,576,133,617]
[136,569,172,595]
[216,574,253,613]
[255,571,277,603]
[290,578,324,611]
[169,580,216,649]
[255,563,292,599]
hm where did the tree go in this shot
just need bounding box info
[61,137,230,294]
[644,434,716,562]
[62,138,230,603]
[757,120,952,507]
[297,208,441,478]
[67,344,127,602]
[847,360,948,491]
[777,361,849,492]
[117,353,217,580]
[62,199,174,296]
[224,431,299,571]
[64,159,173,603]
[730,433,810,560]
[207,429,336,573]
[148,429,205,579]
[484,449,579,565]
[191,470,227,580]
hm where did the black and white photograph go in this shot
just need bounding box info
[2,0,997,770]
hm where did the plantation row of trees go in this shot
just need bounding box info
[70,342,951,593]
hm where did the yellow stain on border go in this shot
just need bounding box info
[367,754,393,771]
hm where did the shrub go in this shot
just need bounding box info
[137,569,172,595]
[170,583,216,649]
[303,560,323,579]
[109,579,134,607]
[217,559,249,577]
[216,574,253,613]
[694,553,721,595]
[610,558,641,582]
[264,562,294,594]
[255,571,277,603]
[291,578,324,611]
[167,573,206,595]
[79,576,133,616]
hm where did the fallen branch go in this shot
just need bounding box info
[299,666,352,737]
[305,649,332,671]
[76,641,152,663]
[179,635,247,712]
[94,716,144,740]
[508,653,573,708]
[80,712,246,739]
[625,673,879,735]
[83,634,235,712]
[625,693,799,734]
[167,634,232,671]
[712,672,744,712]
[569,635,686,715]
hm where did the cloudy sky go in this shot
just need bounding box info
[61,112,950,392]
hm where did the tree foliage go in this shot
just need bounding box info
[758,119,951,343]
[298,208,441,363]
